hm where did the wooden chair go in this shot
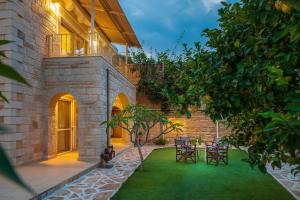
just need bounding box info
[206,143,229,166]
[178,136,191,145]
[206,143,219,165]
[175,139,186,162]
[175,139,197,163]
[217,145,229,165]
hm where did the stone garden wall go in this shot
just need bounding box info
[136,93,231,144]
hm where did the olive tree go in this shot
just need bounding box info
[102,104,182,171]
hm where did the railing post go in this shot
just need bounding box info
[90,0,95,55]
[125,44,128,76]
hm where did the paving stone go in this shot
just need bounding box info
[94,191,113,200]
[268,163,300,200]
[45,146,157,200]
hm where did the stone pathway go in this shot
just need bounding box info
[267,164,300,200]
[45,146,155,200]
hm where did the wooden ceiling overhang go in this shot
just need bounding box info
[55,0,141,48]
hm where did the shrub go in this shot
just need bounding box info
[155,137,167,145]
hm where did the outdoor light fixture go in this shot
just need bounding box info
[50,2,60,16]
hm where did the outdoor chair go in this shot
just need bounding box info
[217,145,229,165]
[175,139,197,163]
[178,136,192,145]
[206,143,229,166]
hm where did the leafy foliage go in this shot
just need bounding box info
[154,137,167,145]
[198,0,300,174]
[102,104,182,170]
[0,40,33,193]
[132,0,300,173]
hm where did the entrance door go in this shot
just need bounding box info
[111,107,122,138]
[57,100,71,153]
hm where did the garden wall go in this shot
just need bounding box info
[136,92,231,144]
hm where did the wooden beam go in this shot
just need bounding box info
[96,0,132,45]
[81,3,105,12]
[72,0,111,42]
[81,3,125,16]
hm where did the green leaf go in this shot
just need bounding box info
[178,95,186,104]
[284,0,300,11]
[285,103,300,112]
[259,112,285,121]
[0,40,11,46]
[290,27,300,43]
[273,25,292,43]
[0,91,9,103]
[0,145,35,194]
[0,63,30,86]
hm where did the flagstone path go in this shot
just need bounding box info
[267,164,300,200]
[45,146,156,200]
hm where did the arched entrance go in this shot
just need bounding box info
[49,93,78,157]
[110,93,129,151]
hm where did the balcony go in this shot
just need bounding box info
[46,32,136,84]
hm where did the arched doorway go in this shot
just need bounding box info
[49,93,78,156]
[110,93,129,151]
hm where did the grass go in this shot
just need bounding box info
[112,148,295,200]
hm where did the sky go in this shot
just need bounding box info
[119,0,236,54]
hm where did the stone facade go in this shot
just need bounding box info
[0,0,135,165]
[0,0,58,165]
[43,56,135,161]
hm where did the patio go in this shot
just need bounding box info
[0,144,129,200]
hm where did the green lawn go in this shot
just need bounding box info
[112,148,295,200]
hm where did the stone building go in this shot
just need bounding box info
[0,0,228,167]
[0,0,139,166]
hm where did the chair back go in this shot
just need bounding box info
[175,139,186,146]
[178,136,191,145]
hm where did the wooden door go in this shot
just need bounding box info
[111,107,122,138]
[57,100,71,153]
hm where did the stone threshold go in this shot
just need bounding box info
[30,146,132,200]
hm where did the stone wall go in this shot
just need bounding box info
[136,93,231,144]
[0,0,58,165]
[148,112,230,144]
[43,56,135,161]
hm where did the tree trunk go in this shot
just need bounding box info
[136,137,144,171]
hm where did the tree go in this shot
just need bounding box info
[130,0,300,174]
[102,104,182,170]
[0,40,33,193]
[197,0,300,173]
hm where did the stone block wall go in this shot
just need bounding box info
[43,56,135,161]
[0,0,58,165]
[148,112,231,144]
[136,93,231,144]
